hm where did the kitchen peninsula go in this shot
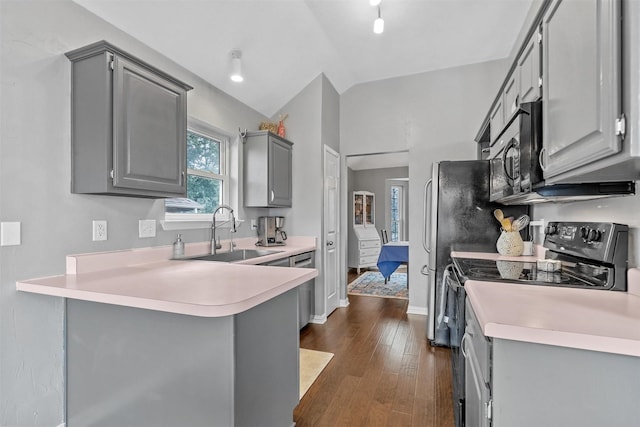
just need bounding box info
[17,237,317,427]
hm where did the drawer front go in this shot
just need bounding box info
[465,301,491,384]
[360,247,380,257]
[359,255,378,265]
[360,240,381,249]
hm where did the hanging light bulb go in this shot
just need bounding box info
[230,49,243,83]
[369,0,381,6]
[373,6,384,34]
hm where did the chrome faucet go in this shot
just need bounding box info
[211,205,237,254]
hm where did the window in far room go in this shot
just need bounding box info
[164,120,229,221]
[390,184,404,242]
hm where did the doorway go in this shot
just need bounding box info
[345,151,409,300]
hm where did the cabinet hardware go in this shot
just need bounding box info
[109,60,114,71]
[538,76,543,88]
[615,114,626,138]
[420,265,430,276]
[537,27,542,44]
[487,399,493,420]
[326,241,334,247]
[270,190,275,202]
[110,169,114,179]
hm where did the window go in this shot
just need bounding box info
[390,185,404,241]
[165,120,229,221]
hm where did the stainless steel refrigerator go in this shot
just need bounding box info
[423,160,528,345]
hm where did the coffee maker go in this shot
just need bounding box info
[256,216,287,246]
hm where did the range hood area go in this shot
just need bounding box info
[496,181,636,205]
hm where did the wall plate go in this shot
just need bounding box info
[139,219,156,238]
[92,220,107,241]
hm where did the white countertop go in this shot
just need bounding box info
[16,236,318,318]
[455,251,640,357]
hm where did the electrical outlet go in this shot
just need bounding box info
[138,219,156,238]
[92,220,107,241]
[1,222,21,246]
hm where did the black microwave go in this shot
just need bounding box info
[489,101,543,203]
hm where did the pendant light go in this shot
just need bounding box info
[230,49,243,83]
[373,6,384,34]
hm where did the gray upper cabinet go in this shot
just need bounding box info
[518,27,542,104]
[66,41,192,198]
[541,0,623,181]
[502,71,519,121]
[243,131,293,207]
[489,98,504,143]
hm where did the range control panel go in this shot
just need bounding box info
[544,221,629,264]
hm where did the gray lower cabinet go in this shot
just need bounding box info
[541,0,623,181]
[243,131,293,207]
[66,41,192,197]
[464,300,640,427]
[66,290,300,427]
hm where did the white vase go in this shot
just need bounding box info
[496,231,524,256]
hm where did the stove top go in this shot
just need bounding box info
[452,221,629,291]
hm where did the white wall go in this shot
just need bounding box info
[340,59,509,313]
[0,1,269,425]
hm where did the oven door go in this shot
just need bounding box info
[446,267,467,427]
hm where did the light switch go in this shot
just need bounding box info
[139,219,156,238]
[1,222,21,246]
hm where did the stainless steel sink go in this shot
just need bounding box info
[180,249,284,263]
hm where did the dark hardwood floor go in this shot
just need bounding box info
[295,295,454,427]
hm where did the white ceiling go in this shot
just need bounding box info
[73,0,533,118]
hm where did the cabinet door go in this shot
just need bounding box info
[503,72,519,121]
[268,136,292,206]
[519,28,542,103]
[464,342,491,427]
[365,194,374,225]
[489,98,504,143]
[112,55,186,194]
[541,0,622,180]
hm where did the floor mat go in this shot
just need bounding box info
[299,348,333,399]
[347,271,408,299]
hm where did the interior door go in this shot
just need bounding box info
[324,146,340,316]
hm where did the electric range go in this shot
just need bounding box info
[452,221,629,291]
[446,221,629,427]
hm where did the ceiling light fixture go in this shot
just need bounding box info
[373,6,384,34]
[230,49,243,83]
[369,0,381,6]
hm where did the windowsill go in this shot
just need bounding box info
[161,218,244,231]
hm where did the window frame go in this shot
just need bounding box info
[164,118,231,223]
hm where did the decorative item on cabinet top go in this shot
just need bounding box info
[66,40,193,198]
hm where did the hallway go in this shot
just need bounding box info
[294,295,454,427]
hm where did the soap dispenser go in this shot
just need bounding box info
[173,233,184,258]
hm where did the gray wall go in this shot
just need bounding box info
[0,1,269,425]
[271,73,341,319]
[348,166,409,239]
[340,59,509,313]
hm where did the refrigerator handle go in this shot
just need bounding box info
[422,178,433,252]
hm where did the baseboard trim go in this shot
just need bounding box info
[339,298,349,308]
[407,305,428,316]
[310,315,327,324]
